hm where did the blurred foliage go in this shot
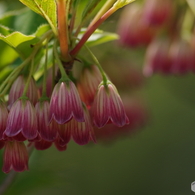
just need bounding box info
[0,0,195,195]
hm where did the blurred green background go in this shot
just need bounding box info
[1,1,195,195]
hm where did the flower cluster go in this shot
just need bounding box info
[118,0,195,76]
[0,67,129,173]
[144,38,195,76]
[0,0,142,173]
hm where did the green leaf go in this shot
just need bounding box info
[82,0,102,20]
[0,8,47,35]
[0,24,50,59]
[78,29,119,47]
[19,0,57,35]
[0,32,38,59]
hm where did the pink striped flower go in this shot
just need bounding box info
[142,0,174,26]
[54,135,67,151]
[77,65,102,107]
[2,141,28,173]
[0,100,8,140]
[57,123,71,145]
[91,81,129,128]
[35,100,58,142]
[143,38,171,76]
[117,4,154,48]
[169,39,194,74]
[71,105,96,145]
[4,99,38,141]
[34,139,53,150]
[8,75,38,110]
[49,80,84,124]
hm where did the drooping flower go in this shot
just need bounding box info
[77,65,102,107]
[35,100,58,142]
[49,80,84,124]
[91,81,129,128]
[8,75,38,110]
[117,4,154,48]
[94,97,148,142]
[54,135,67,151]
[2,141,28,173]
[71,105,96,145]
[57,123,71,145]
[143,38,171,76]
[169,39,194,74]
[142,0,174,26]
[4,98,38,141]
[0,100,8,140]
[34,139,53,150]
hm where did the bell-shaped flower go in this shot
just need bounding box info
[4,98,38,141]
[143,38,171,76]
[117,4,154,48]
[49,80,84,124]
[8,75,38,109]
[0,100,8,140]
[77,65,102,107]
[142,0,174,26]
[35,100,58,142]
[91,81,129,128]
[54,135,67,151]
[71,105,96,145]
[34,139,53,150]
[2,141,28,173]
[169,39,194,74]
[57,123,71,145]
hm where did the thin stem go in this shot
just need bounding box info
[70,7,116,56]
[53,40,69,81]
[42,41,49,97]
[186,0,195,15]
[0,170,18,194]
[57,0,71,61]
[89,0,116,28]
[52,45,56,89]
[84,45,108,85]
[0,30,53,96]
[74,0,103,37]
[22,57,34,97]
[0,144,35,195]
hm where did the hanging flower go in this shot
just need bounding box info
[71,104,96,145]
[142,0,174,26]
[2,141,28,173]
[34,139,53,150]
[4,98,38,141]
[35,100,58,142]
[117,4,154,48]
[0,100,8,140]
[49,80,84,124]
[143,38,171,76]
[91,81,129,128]
[8,75,38,110]
[77,65,102,107]
[169,39,194,74]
